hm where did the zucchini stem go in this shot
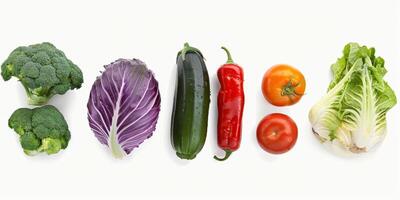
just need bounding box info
[178,42,204,61]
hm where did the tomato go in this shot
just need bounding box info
[261,64,306,106]
[256,113,298,154]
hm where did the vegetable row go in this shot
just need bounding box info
[1,42,396,159]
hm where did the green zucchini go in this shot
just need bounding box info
[171,43,210,160]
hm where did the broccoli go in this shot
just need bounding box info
[1,42,83,105]
[8,105,71,155]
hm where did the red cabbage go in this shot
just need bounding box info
[87,59,161,158]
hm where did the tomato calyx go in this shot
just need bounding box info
[281,79,304,103]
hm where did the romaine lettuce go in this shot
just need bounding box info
[309,43,396,154]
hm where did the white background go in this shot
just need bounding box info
[0,0,399,199]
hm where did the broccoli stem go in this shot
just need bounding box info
[27,95,50,105]
[22,85,49,105]
[23,150,38,156]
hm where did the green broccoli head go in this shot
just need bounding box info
[8,105,71,155]
[1,42,83,105]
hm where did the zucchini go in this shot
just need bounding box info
[171,43,210,160]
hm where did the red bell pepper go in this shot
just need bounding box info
[214,47,245,161]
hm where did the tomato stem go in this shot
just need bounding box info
[214,150,233,161]
[221,46,234,64]
[281,79,303,100]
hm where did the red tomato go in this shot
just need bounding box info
[257,113,298,154]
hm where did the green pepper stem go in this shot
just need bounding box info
[214,150,233,161]
[221,46,234,64]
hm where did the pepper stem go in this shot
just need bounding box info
[221,46,234,64]
[214,150,233,161]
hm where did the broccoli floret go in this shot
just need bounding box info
[20,132,41,151]
[1,42,83,105]
[8,105,71,156]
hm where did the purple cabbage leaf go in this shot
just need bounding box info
[87,59,161,158]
